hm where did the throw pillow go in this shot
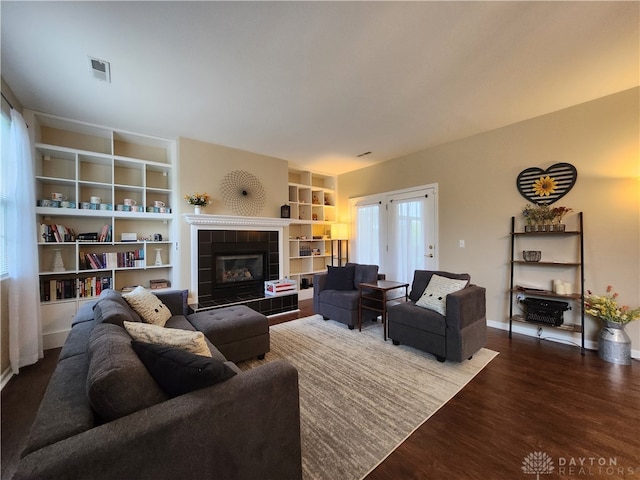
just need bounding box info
[131,341,237,397]
[415,274,468,315]
[94,298,141,328]
[122,286,172,326]
[124,321,212,357]
[324,265,356,291]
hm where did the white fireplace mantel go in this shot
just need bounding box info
[183,213,291,228]
[185,214,291,303]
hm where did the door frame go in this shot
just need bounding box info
[349,183,439,278]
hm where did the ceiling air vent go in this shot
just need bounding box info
[88,56,111,83]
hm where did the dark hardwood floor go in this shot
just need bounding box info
[2,299,639,480]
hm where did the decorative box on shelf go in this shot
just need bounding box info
[265,279,297,296]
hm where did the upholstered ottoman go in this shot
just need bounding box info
[187,305,270,363]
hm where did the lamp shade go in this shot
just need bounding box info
[331,223,348,240]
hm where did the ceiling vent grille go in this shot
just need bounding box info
[88,56,111,83]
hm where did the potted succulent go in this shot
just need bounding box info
[585,285,640,365]
[184,192,212,214]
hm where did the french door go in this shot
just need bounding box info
[386,187,437,284]
[351,185,438,285]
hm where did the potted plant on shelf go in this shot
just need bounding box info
[522,204,573,232]
[585,285,640,365]
[184,192,212,214]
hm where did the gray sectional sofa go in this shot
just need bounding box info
[13,289,302,480]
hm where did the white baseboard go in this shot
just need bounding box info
[487,319,639,359]
[42,329,70,350]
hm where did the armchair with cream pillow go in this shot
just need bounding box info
[387,270,486,362]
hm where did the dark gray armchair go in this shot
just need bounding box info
[313,263,382,330]
[387,270,486,362]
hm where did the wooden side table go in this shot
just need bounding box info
[358,280,409,340]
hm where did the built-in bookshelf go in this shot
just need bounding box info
[287,167,336,299]
[26,110,177,348]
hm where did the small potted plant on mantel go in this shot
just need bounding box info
[585,285,640,365]
[184,192,212,214]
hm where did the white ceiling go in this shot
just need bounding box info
[2,1,638,175]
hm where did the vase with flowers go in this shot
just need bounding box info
[585,285,640,365]
[184,192,211,214]
[551,206,572,231]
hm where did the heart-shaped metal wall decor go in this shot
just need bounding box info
[516,162,577,205]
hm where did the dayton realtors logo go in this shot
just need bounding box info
[522,452,554,479]
[522,452,640,477]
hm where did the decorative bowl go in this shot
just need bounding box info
[523,250,542,262]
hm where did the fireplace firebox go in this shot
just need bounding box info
[215,252,265,286]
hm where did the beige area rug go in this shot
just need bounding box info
[241,315,498,480]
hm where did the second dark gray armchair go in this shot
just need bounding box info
[387,270,486,362]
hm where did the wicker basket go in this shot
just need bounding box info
[522,250,541,262]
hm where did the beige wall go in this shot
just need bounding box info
[338,88,640,352]
[176,138,289,291]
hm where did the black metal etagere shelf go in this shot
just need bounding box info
[508,212,585,354]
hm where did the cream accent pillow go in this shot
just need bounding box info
[415,274,468,315]
[122,286,172,326]
[124,321,212,357]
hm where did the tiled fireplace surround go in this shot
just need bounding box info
[185,214,298,316]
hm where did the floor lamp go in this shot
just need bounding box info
[331,223,349,266]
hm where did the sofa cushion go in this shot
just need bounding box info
[154,289,190,316]
[388,301,447,336]
[318,289,361,310]
[59,320,95,360]
[131,341,237,397]
[94,298,141,328]
[165,315,228,362]
[416,274,468,315]
[97,289,143,322]
[124,321,212,357]
[324,265,356,291]
[349,263,379,289]
[123,286,172,326]
[22,353,95,456]
[87,323,168,422]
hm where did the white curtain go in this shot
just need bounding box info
[7,109,42,373]
[354,203,381,265]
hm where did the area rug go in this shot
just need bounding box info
[241,315,497,480]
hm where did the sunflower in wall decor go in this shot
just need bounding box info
[532,175,558,197]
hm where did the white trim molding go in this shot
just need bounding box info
[183,213,291,228]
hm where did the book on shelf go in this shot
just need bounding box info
[77,232,98,242]
[76,275,113,298]
[79,249,145,270]
[40,278,78,302]
[98,225,112,242]
[40,223,75,242]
